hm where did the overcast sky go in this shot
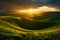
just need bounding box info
[0,0,60,10]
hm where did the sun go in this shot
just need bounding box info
[26,9,34,13]
[17,6,58,14]
[18,9,38,14]
[14,6,59,18]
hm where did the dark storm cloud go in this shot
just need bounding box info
[0,0,60,7]
[32,0,48,4]
[48,0,60,5]
[32,0,60,8]
[32,0,60,5]
[0,0,60,10]
[0,0,32,5]
[0,0,32,10]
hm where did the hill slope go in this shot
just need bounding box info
[0,12,60,40]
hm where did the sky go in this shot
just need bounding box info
[0,0,60,10]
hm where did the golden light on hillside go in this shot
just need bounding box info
[15,6,59,18]
[17,6,58,13]
[16,8,40,18]
[18,9,38,13]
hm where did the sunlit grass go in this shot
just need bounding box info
[0,16,60,40]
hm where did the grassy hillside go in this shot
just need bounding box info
[0,12,60,40]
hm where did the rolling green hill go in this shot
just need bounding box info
[0,12,60,40]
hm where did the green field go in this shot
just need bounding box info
[0,12,60,40]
